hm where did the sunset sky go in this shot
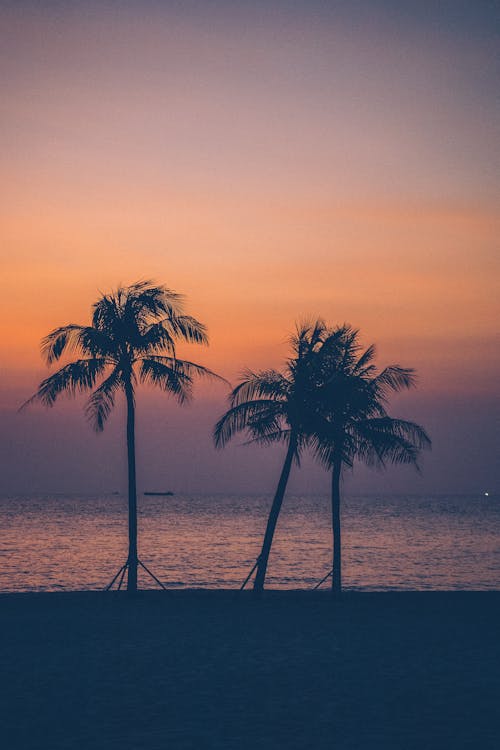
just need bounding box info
[1,1,498,495]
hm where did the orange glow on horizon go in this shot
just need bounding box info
[1,2,498,402]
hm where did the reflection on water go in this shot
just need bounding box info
[0,493,499,592]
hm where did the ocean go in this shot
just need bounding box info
[1,493,498,592]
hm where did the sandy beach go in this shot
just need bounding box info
[1,590,499,749]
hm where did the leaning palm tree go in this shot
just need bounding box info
[311,326,431,595]
[214,321,340,593]
[22,280,221,592]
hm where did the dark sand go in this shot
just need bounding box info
[1,591,499,749]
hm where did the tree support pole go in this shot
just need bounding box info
[138,559,167,590]
[104,559,167,591]
[105,562,127,591]
[117,563,128,591]
[240,557,260,590]
[313,568,333,590]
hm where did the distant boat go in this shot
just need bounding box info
[143,491,174,496]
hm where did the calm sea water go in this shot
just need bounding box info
[0,493,499,592]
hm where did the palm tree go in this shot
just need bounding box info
[311,326,431,595]
[214,321,337,593]
[22,280,221,592]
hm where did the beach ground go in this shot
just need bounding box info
[1,590,498,749]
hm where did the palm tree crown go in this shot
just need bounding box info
[23,280,215,426]
[311,325,431,471]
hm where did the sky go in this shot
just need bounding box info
[1,0,499,495]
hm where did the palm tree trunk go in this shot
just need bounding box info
[253,434,297,593]
[331,455,342,595]
[124,377,138,593]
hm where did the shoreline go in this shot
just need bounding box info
[1,587,499,602]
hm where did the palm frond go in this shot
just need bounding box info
[124,283,181,333]
[135,315,209,354]
[41,325,86,365]
[143,355,227,385]
[230,370,289,407]
[139,357,194,404]
[21,358,108,409]
[241,427,293,449]
[165,314,209,345]
[351,417,431,470]
[310,432,356,470]
[84,367,123,432]
[374,366,417,395]
[339,328,361,371]
[354,432,419,470]
[214,399,283,448]
[352,344,376,375]
[358,417,431,450]
[126,280,184,319]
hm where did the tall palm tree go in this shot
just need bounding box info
[23,280,220,592]
[311,326,431,595]
[214,321,337,593]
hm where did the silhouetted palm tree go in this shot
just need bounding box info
[311,326,431,595]
[214,321,336,593]
[23,280,220,592]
